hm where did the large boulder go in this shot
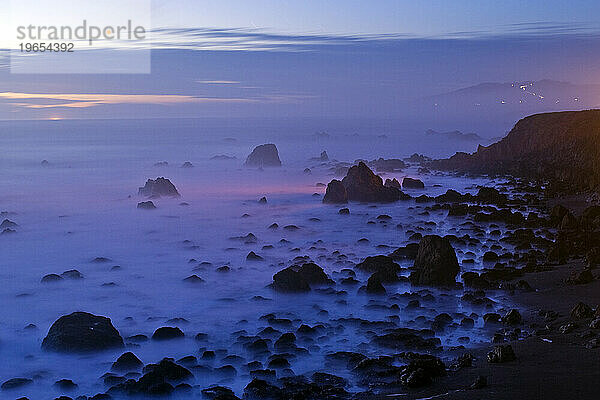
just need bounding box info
[409,235,459,286]
[138,177,180,197]
[245,144,282,167]
[402,177,425,189]
[341,162,404,203]
[323,180,348,204]
[271,267,310,292]
[42,312,124,352]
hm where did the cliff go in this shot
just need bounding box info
[431,110,600,191]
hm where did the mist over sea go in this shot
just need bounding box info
[0,117,506,398]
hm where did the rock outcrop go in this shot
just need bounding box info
[138,177,180,198]
[245,144,282,167]
[42,312,124,352]
[431,110,600,192]
[323,180,348,204]
[402,177,425,189]
[324,162,409,203]
[409,235,460,286]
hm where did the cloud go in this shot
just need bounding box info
[0,92,259,109]
[197,80,240,84]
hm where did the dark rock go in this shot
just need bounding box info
[1,378,33,389]
[42,273,63,283]
[258,196,267,204]
[61,269,83,279]
[271,268,310,293]
[247,251,264,261]
[487,344,516,363]
[181,162,194,168]
[571,302,594,319]
[402,177,425,189]
[399,353,446,388]
[109,358,191,396]
[355,255,401,278]
[54,379,78,390]
[137,201,156,210]
[152,327,184,341]
[183,274,205,283]
[366,274,386,294]
[42,312,123,352]
[338,208,350,214]
[138,177,180,197]
[502,309,522,325]
[245,144,282,167]
[469,375,487,389]
[567,269,594,285]
[202,386,241,400]
[384,178,401,189]
[409,235,460,286]
[476,187,507,204]
[112,352,143,371]
[323,180,348,204]
[0,219,18,229]
[341,162,405,202]
[244,379,283,400]
[297,263,333,285]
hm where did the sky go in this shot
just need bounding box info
[0,0,599,124]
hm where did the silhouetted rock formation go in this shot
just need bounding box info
[402,177,425,189]
[369,158,407,172]
[431,110,600,192]
[245,144,282,167]
[409,235,459,286]
[324,162,411,203]
[42,312,124,352]
[137,201,156,210]
[323,180,348,204]
[138,177,180,198]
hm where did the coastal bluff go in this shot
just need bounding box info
[431,110,600,192]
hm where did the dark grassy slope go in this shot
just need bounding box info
[431,110,600,192]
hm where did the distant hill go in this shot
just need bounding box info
[425,129,482,141]
[431,109,600,192]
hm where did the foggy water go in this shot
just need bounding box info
[0,118,510,399]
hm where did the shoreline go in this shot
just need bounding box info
[370,258,600,400]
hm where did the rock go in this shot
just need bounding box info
[245,144,282,167]
[372,328,442,351]
[571,302,594,319]
[42,312,124,352]
[338,208,350,214]
[152,327,184,341]
[567,269,594,285]
[355,255,401,282]
[202,386,241,400]
[1,378,33,389]
[399,353,446,388]
[246,251,264,261]
[137,201,156,209]
[384,178,401,189]
[0,219,17,229]
[502,309,522,325]
[258,196,267,204]
[109,358,191,396]
[297,263,333,285]
[183,275,205,283]
[476,187,507,204]
[61,269,83,279]
[112,352,143,371]
[561,212,579,230]
[54,379,77,390]
[323,180,348,204]
[469,375,487,389]
[271,268,310,293]
[341,162,404,202]
[138,177,180,197]
[181,162,194,168]
[402,177,425,189]
[41,273,63,283]
[365,274,386,294]
[487,344,516,363]
[244,379,283,400]
[550,204,570,225]
[409,235,460,286]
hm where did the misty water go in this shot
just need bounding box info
[0,118,515,399]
